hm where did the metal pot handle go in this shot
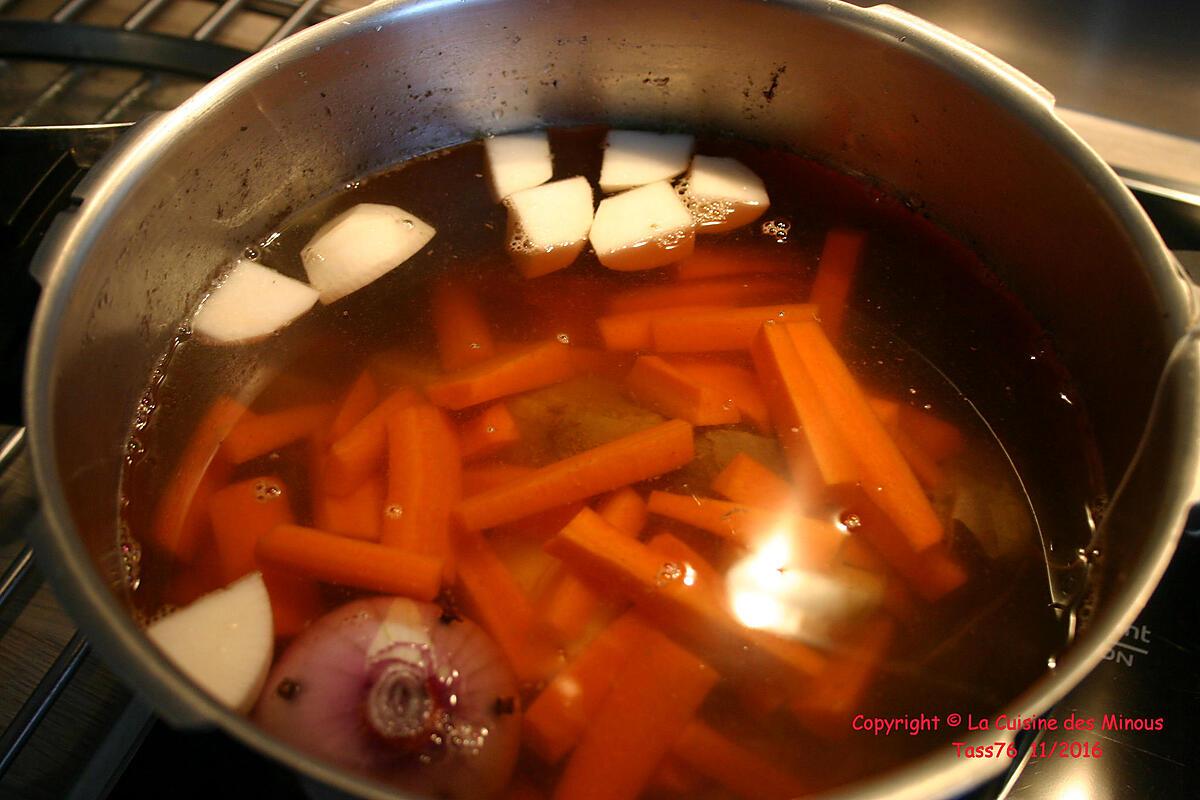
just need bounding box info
[866,4,1056,110]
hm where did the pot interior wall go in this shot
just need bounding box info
[41,0,1183,728]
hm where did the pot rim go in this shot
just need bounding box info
[23,1,1197,798]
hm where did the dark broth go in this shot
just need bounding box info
[121,128,1102,796]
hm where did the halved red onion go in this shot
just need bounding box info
[254,597,520,799]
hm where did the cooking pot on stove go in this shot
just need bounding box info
[21,0,1200,797]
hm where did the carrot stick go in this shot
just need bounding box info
[829,486,964,601]
[596,305,718,351]
[898,404,965,461]
[787,321,943,551]
[432,279,497,371]
[458,464,530,499]
[626,356,741,426]
[454,526,561,684]
[672,248,797,281]
[458,402,521,461]
[668,358,773,433]
[650,304,815,353]
[647,491,768,547]
[425,340,583,410]
[671,721,806,800]
[868,396,944,489]
[791,615,894,733]
[808,228,865,341]
[711,452,793,510]
[456,420,694,531]
[645,531,723,593]
[366,349,442,390]
[221,403,332,464]
[330,370,380,439]
[546,508,826,685]
[540,488,647,643]
[208,475,294,583]
[313,476,384,541]
[382,403,461,581]
[260,566,324,639]
[752,322,858,491]
[552,623,718,800]
[648,491,843,567]
[256,524,442,601]
[324,387,420,496]
[650,756,705,795]
[151,396,246,560]
[608,276,799,314]
[524,612,650,763]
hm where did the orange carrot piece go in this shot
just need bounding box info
[647,491,767,547]
[382,403,461,581]
[889,424,946,490]
[791,616,894,733]
[787,321,943,551]
[313,476,385,541]
[650,756,705,795]
[648,491,842,567]
[646,531,724,593]
[208,475,294,583]
[151,396,246,560]
[608,276,798,314]
[540,488,647,643]
[626,356,741,426]
[650,304,815,353]
[866,395,901,427]
[324,387,420,496]
[330,370,381,439]
[221,404,332,464]
[553,624,718,800]
[456,420,694,531]
[256,524,442,601]
[432,279,497,371]
[454,526,561,684]
[524,612,650,763]
[596,305,718,351]
[367,349,442,390]
[711,452,793,510]
[671,721,806,800]
[546,508,826,684]
[669,358,773,433]
[831,486,965,601]
[752,322,858,488]
[458,402,521,461]
[672,248,797,281]
[898,404,965,462]
[808,228,865,341]
[462,462,537,496]
[425,340,582,410]
[839,534,886,572]
[260,566,324,639]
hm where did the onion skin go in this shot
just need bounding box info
[254,597,521,799]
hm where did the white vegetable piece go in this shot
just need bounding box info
[484,131,553,200]
[147,572,274,713]
[301,203,435,304]
[598,130,694,193]
[191,260,319,345]
[588,180,696,271]
[505,176,595,278]
[683,155,771,233]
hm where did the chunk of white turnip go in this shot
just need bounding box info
[598,130,694,193]
[484,131,553,200]
[146,572,274,712]
[588,180,696,271]
[504,176,595,277]
[300,204,435,304]
[191,259,319,345]
[683,155,771,233]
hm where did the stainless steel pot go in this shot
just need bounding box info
[23,0,1200,797]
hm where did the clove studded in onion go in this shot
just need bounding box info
[254,597,521,798]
